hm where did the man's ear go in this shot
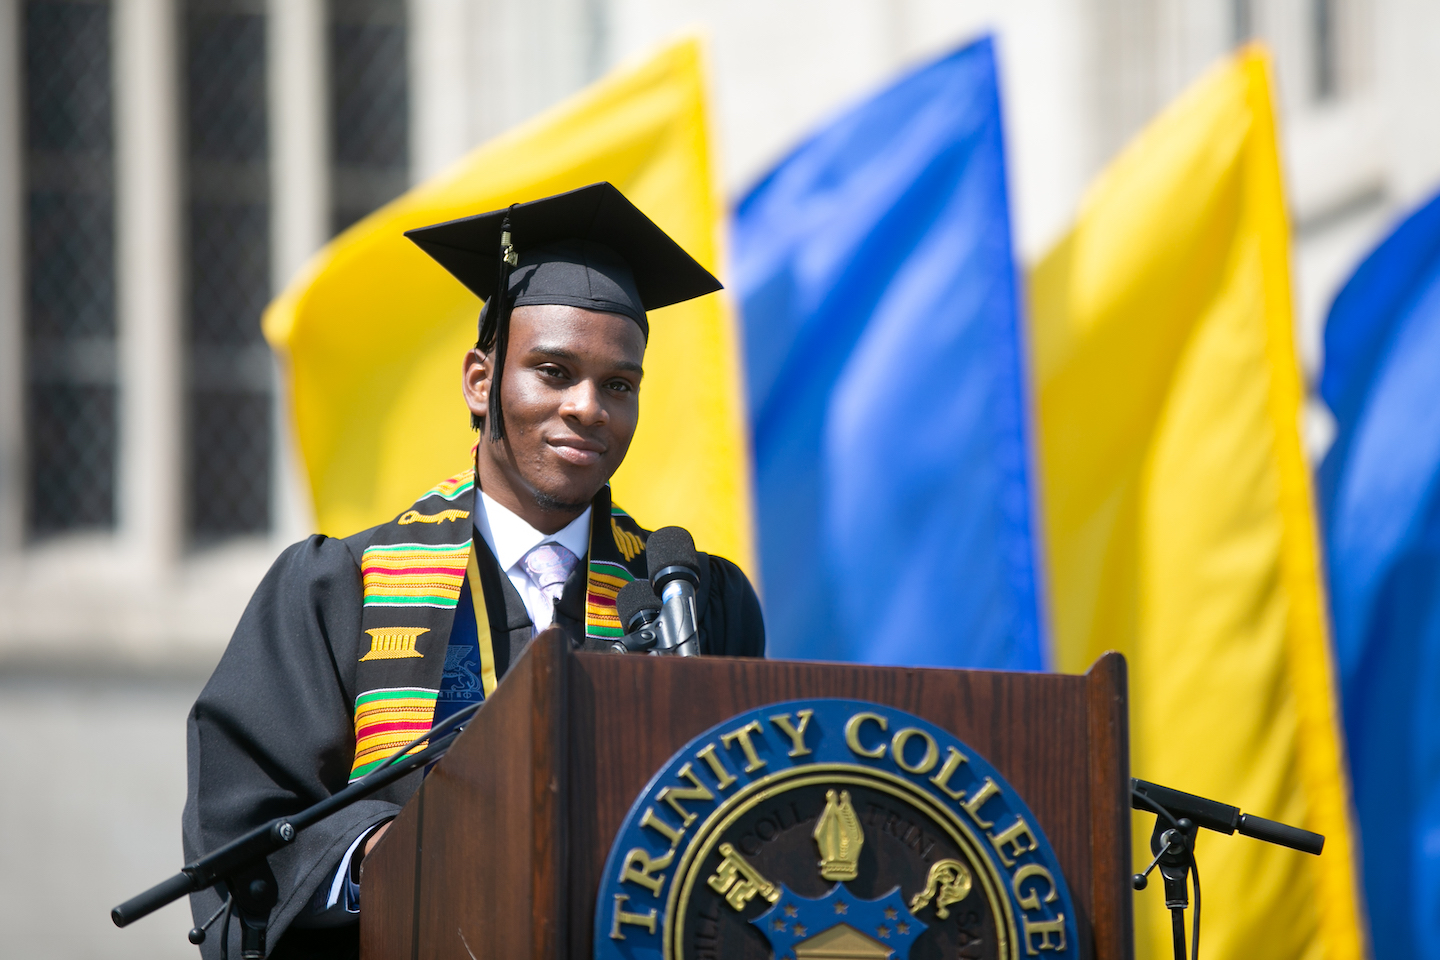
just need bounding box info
[462,347,491,429]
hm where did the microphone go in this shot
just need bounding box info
[645,526,702,657]
[1132,778,1324,855]
[615,579,663,653]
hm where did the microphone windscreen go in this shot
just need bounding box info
[616,579,662,630]
[646,526,700,581]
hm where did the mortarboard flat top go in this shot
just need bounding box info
[405,181,722,329]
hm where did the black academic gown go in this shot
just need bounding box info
[182,488,763,959]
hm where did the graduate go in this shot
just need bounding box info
[182,183,765,959]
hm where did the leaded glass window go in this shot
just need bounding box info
[183,0,272,539]
[330,0,409,235]
[23,0,118,536]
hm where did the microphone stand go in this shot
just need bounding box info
[1131,788,1200,960]
[1129,778,1325,960]
[110,701,483,959]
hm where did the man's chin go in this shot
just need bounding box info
[531,488,595,514]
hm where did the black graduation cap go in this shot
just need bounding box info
[406,183,722,441]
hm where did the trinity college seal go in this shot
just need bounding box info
[594,700,1077,960]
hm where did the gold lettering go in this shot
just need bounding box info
[929,746,971,800]
[988,817,1039,867]
[609,894,658,939]
[891,727,940,774]
[618,847,674,896]
[768,710,815,757]
[1012,864,1058,911]
[695,743,738,790]
[1023,914,1067,954]
[657,763,714,826]
[844,712,888,759]
[960,777,1001,829]
[639,807,685,847]
[721,721,767,773]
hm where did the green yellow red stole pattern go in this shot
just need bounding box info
[347,465,650,781]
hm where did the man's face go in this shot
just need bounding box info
[464,303,646,523]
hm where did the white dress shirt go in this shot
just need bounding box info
[472,489,591,630]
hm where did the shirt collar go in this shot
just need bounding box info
[473,488,592,573]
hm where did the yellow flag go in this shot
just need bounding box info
[1030,49,1363,960]
[263,37,754,572]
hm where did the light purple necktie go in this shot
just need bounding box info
[519,541,580,624]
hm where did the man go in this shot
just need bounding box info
[182,183,765,959]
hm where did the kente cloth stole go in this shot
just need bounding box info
[347,466,651,781]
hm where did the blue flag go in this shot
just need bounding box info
[1319,191,1440,959]
[733,36,1042,669]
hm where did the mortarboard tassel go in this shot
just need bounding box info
[482,210,520,441]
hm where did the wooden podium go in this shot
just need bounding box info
[360,631,1132,960]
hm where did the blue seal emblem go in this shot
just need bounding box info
[594,699,1078,960]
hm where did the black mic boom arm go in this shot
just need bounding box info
[111,702,481,929]
[1131,777,1324,855]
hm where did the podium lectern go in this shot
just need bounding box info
[360,631,1132,960]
